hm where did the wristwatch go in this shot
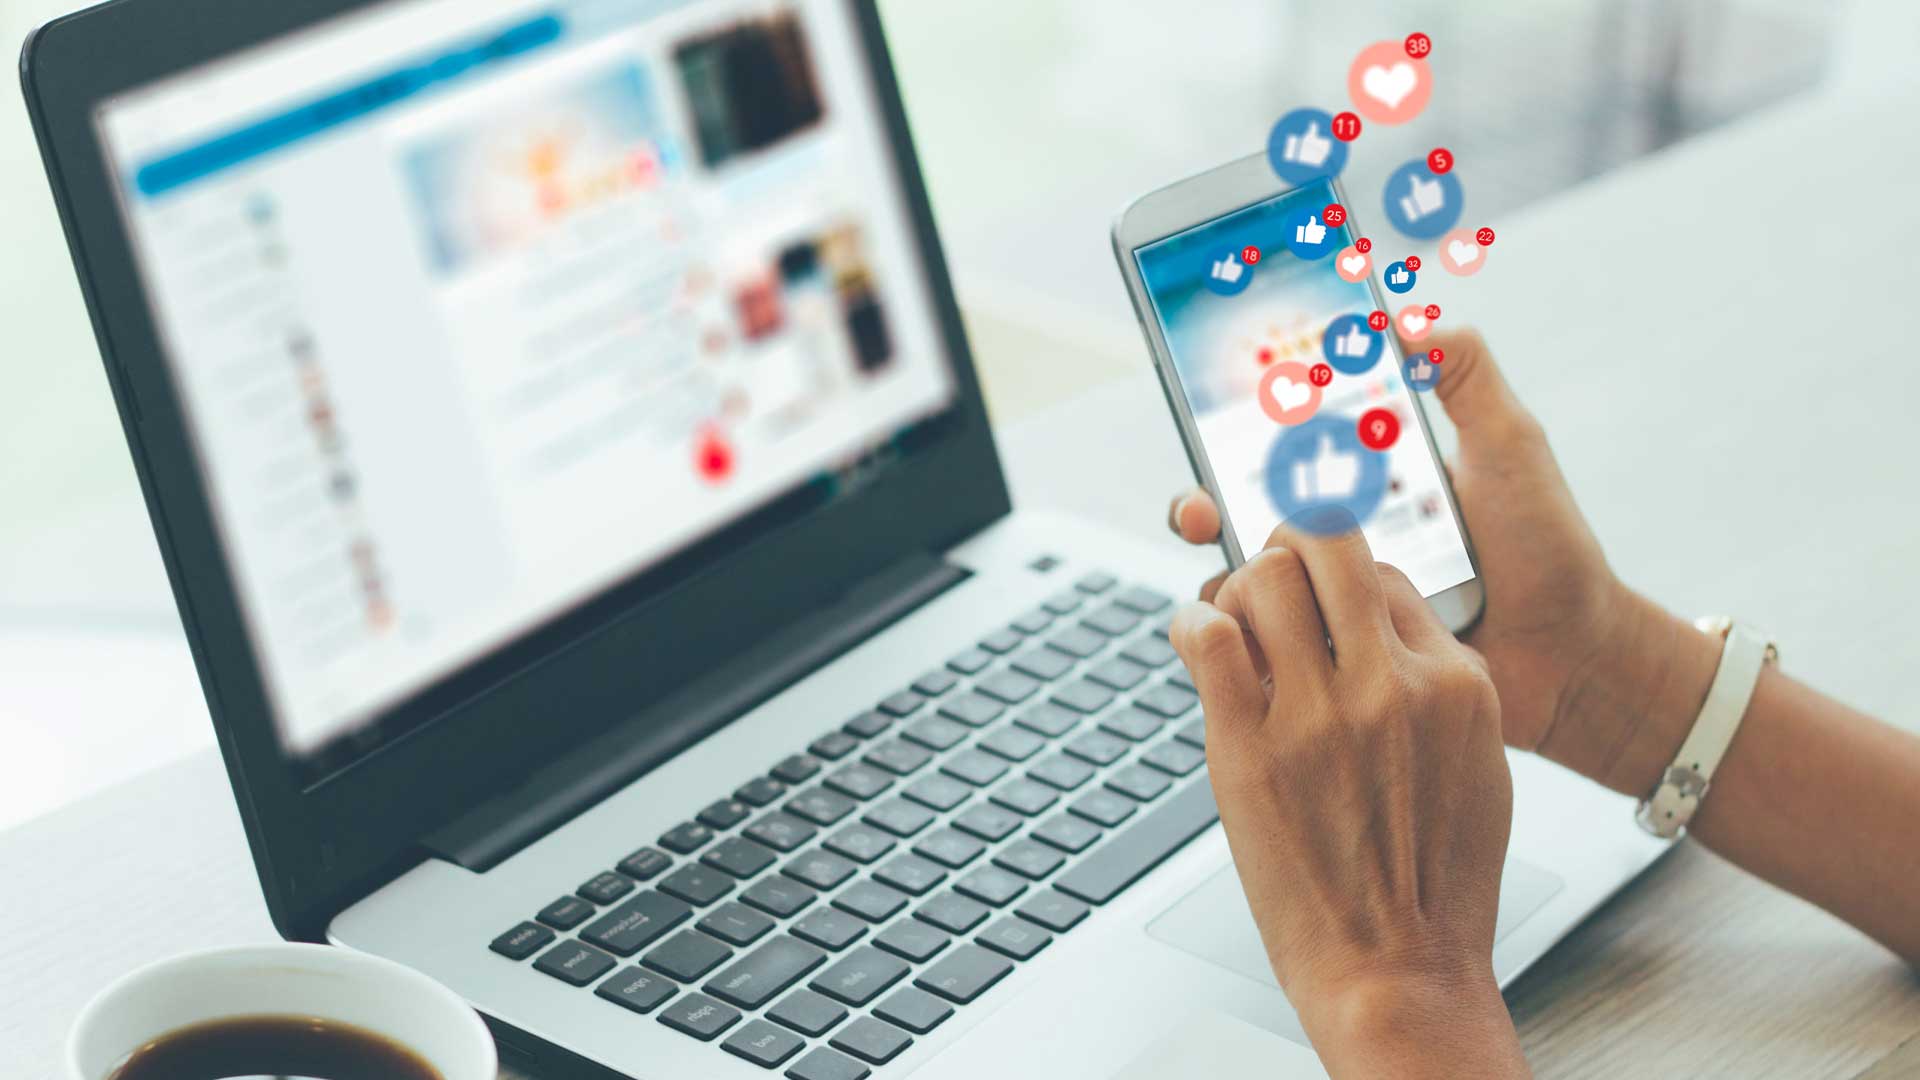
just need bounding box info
[1635,615,1778,839]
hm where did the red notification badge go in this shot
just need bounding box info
[1354,237,1372,254]
[1404,255,1422,272]
[1405,32,1432,58]
[1308,362,1334,386]
[1357,407,1401,450]
[1428,347,1445,364]
[1242,245,1262,265]
[1424,303,1441,320]
[1331,111,1363,142]
[1426,147,1453,175]
[1322,203,1348,227]
[1475,227,1496,246]
[1367,310,1390,332]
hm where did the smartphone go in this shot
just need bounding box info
[1113,154,1484,631]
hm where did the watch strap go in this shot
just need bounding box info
[1635,617,1776,839]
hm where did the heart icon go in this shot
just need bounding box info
[1400,312,1428,335]
[1270,376,1312,412]
[1362,63,1417,109]
[1340,255,1367,275]
[1447,240,1480,266]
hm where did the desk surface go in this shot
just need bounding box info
[7,84,1920,1080]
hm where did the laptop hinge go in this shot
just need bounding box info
[420,550,969,872]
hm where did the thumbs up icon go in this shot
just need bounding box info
[1210,254,1245,284]
[1291,435,1361,501]
[1333,324,1371,358]
[1399,173,1445,222]
[1293,214,1327,246]
[1282,121,1332,167]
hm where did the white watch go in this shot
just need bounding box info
[1635,616,1778,839]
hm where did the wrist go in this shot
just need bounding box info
[1299,966,1528,1079]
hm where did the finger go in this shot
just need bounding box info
[1167,488,1222,544]
[1198,571,1227,603]
[1375,561,1450,655]
[1421,328,1543,451]
[1168,601,1269,741]
[1211,545,1333,688]
[1263,513,1396,664]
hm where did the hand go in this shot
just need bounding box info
[1169,522,1528,1078]
[1168,329,1715,795]
[1294,214,1327,245]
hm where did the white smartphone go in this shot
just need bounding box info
[1113,153,1485,632]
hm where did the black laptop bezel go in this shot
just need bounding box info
[21,0,1009,941]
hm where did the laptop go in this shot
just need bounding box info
[21,1,1670,1076]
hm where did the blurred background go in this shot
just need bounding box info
[0,0,1901,827]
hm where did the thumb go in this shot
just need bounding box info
[1304,121,1321,137]
[1422,328,1538,448]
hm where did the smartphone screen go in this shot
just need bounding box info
[1131,179,1474,598]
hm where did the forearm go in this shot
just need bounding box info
[1301,971,1531,1080]
[1556,592,1920,965]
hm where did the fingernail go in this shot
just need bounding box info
[1169,601,1223,643]
[1169,494,1191,533]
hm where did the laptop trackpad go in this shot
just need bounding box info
[1146,858,1566,995]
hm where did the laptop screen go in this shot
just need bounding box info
[92,0,958,772]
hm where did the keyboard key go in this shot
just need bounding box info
[698,798,752,831]
[736,776,790,807]
[834,880,909,922]
[1016,890,1091,933]
[784,849,859,891]
[770,755,822,786]
[703,836,779,878]
[978,915,1052,960]
[490,922,553,961]
[1115,585,1172,614]
[1168,666,1196,692]
[1046,625,1106,659]
[830,1017,914,1066]
[953,803,1021,842]
[658,991,740,1041]
[594,966,677,1014]
[1032,813,1102,854]
[578,870,636,906]
[742,876,817,919]
[785,1047,871,1080]
[1136,683,1198,718]
[941,750,1009,787]
[877,690,926,717]
[873,853,947,896]
[534,940,616,986]
[863,739,933,776]
[1015,702,1081,738]
[937,693,1005,728]
[792,907,868,951]
[825,763,895,802]
[581,891,693,956]
[912,828,986,869]
[1121,636,1178,669]
[946,647,993,675]
[642,929,733,982]
[1052,678,1116,714]
[1174,720,1206,749]
[976,670,1040,704]
[1064,730,1129,766]
[768,987,848,1037]
[616,847,672,881]
[914,944,1014,1004]
[1143,740,1207,776]
[875,987,954,1035]
[659,822,714,855]
[911,669,959,696]
[1011,647,1074,681]
[873,918,951,963]
[990,779,1059,817]
[1075,571,1118,594]
[699,901,777,947]
[1100,706,1163,742]
[1029,754,1095,792]
[788,788,858,826]
[1057,778,1218,905]
[746,812,819,852]
[1069,791,1139,828]
[704,936,828,1009]
[902,716,969,751]
[810,730,860,761]
[955,866,1027,907]
[537,895,595,931]
[863,797,935,837]
[902,774,972,811]
[993,839,1066,879]
[978,627,1023,654]
[979,726,1045,762]
[915,891,990,934]
[1041,590,1084,616]
[1107,764,1173,802]
[1082,605,1141,638]
[1153,617,1174,640]
[810,945,910,1006]
[1086,656,1149,690]
[843,710,892,739]
[825,823,897,864]
[659,864,734,907]
[1010,609,1053,634]
[722,1020,806,1070]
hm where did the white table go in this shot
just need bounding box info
[7,81,1920,1080]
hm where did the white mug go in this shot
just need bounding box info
[68,943,496,1080]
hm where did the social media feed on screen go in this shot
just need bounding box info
[96,0,956,770]
[1133,182,1473,599]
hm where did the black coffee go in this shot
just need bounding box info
[107,1014,444,1080]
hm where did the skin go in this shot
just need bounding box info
[1166,328,1920,1077]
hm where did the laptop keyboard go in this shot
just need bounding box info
[486,572,1218,1078]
